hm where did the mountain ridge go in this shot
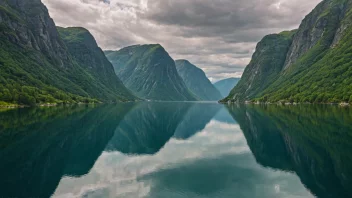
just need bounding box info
[105,44,198,101]
[0,0,137,105]
[223,0,352,104]
[214,77,241,98]
[175,59,222,101]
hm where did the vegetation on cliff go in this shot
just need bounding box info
[223,0,352,104]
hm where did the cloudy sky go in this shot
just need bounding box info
[42,0,321,82]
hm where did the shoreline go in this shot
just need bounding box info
[219,101,351,107]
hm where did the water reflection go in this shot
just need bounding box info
[227,104,352,198]
[0,104,134,198]
[0,102,220,197]
[0,103,351,198]
[105,102,192,154]
[173,103,221,139]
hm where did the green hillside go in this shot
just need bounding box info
[57,27,136,102]
[223,0,352,104]
[0,0,136,106]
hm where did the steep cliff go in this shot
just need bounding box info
[0,0,136,105]
[57,27,136,101]
[105,45,197,101]
[223,31,295,102]
[223,0,352,103]
[175,60,222,101]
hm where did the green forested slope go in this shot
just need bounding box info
[224,0,352,104]
[175,60,222,101]
[222,31,295,102]
[57,27,136,102]
[105,45,197,101]
[0,0,136,106]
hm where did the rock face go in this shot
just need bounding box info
[175,60,222,101]
[105,45,197,101]
[224,0,352,103]
[213,78,241,98]
[0,0,136,105]
[223,31,295,102]
[283,0,346,69]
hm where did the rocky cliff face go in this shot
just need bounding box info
[283,0,348,69]
[175,60,222,101]
[0,0,71,67]
[223,31,295,102]
[224,0,352,103]
[0,0,136,104]
[105,45,197,101]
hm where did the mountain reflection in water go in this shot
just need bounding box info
[0,103,351,198]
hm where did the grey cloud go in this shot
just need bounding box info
[142,0,319,30]
[42,0,321,81]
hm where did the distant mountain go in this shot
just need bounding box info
[214,78,240,98]
[223,0,352,103]
[175,60,222,101]
[105,45,197,101]
[0,0,136,105]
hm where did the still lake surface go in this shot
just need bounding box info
[0,102,351,198]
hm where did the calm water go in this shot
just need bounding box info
[0,103,351,198]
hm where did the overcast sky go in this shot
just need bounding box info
[42,0,321,82]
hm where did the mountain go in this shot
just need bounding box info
[0,0,136,106]
[223,0,352,104]
[57,27,136,102]
[222,31,295,102]
[213,78,241,98]
[175,60,222,101]
[105,45,197,101]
